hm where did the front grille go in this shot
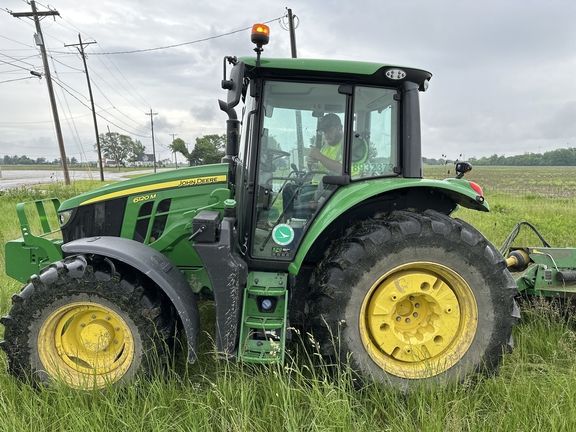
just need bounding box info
[62,197,127,243]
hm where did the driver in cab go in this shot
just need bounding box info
[308,113,344,174]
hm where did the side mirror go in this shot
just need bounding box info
[455,161,473,179]
[222,61,245,109]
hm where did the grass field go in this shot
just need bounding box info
[1,167,576,431]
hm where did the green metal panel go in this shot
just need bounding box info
[239,57,432,86]
[515,248,576,297]
[5,238,62,283]
[5,198,64,282]
[59,164,230,211]
[288,178,489,275]
[238,271,288,364]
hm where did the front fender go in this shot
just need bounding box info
[61,236,199,363]
[289,177,488,274]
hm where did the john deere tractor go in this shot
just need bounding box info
[1,24,518,389]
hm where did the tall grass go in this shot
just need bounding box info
[1,172,576,430]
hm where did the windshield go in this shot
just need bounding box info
[250,80,399,260]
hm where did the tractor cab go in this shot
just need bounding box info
[220,25,431,269]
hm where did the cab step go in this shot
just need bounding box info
[238,271,288,364]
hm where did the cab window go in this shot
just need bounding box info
[351,86,399,180]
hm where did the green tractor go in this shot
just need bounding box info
[1,24,518,389]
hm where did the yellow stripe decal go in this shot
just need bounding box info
[80,175,227,206]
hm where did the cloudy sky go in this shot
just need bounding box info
[1,0,575,165]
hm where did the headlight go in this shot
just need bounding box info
[59,210,73,227]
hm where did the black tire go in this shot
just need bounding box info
[308,209,519,388]
[0,254,177,389]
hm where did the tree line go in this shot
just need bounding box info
[2,155,83,165]
[425,147,576,166]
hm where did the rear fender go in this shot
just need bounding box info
[289,178,489,274]
[61,236,200,363]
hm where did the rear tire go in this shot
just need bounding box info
[1,255,177,389]
[308,210,519,388]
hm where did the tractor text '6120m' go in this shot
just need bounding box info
[1,24,519,390]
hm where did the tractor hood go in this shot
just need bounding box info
[59,164,229,211]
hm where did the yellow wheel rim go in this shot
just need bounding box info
[38,302,135,389]
[359,262,478,379]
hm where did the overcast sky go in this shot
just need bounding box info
[1,0,575,165]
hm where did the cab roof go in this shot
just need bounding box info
[239,57,432,89]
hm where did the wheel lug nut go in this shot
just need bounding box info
[413,312,418,317]
[415,303,420,308]
[80,323,85,327]
[409,296,414,301]
[115,327,120,331]
[396,316,401,322]
[91,315,96,319]
[106,316,110,321]
[405,318,411,323]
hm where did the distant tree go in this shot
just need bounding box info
[169,138,188,167]
[171,134,225,166]
[35,157,47,164]
[18,155,34,165]
[96,132,141,170]
[190,134,226,165]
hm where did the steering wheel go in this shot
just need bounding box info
[267,148,290,161]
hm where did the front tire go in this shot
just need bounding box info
[308,210,519,388]
[1,255,176,389]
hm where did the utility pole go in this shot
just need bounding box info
[169,133,178,168]
[286,8,298,58]
[65,34,104,181]
[281,8,304,167]
[11,1,70,185]
[146,110,158,173]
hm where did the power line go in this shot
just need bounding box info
[0,33,36,48]
[0,76,36,84]
[48,16,283,56]
[0,52,40,69]
[0,112,92,124]
[48,54,84,73]
[51,73,146,135]
[88,48,150,111]
[0,59,35,72]
[50,78,149,138]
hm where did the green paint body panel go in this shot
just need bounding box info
[289,177,488,275]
